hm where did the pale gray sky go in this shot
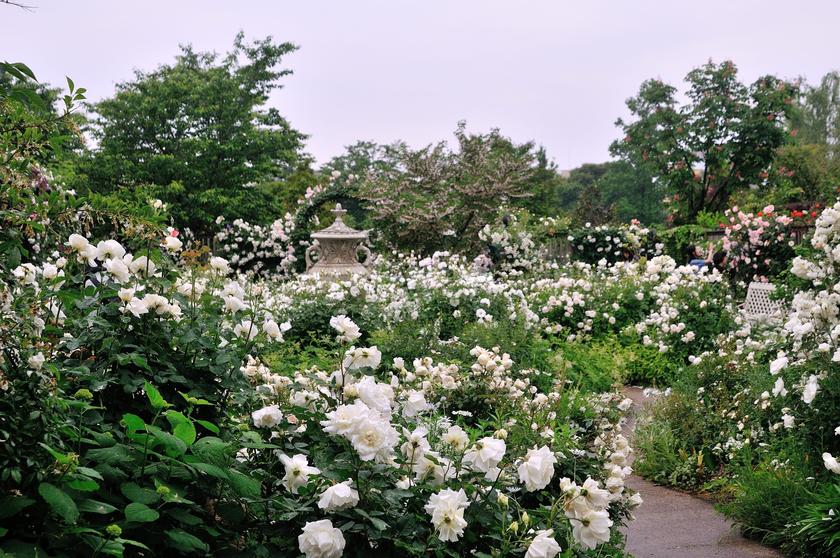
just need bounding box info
[4,0,840,169]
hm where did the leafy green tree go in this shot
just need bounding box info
[360,122,539,253]
[598,161,663,224]
[73,33,309,234]
[790,71,840,149]
[515,147,566,217]
[611,60,797,224]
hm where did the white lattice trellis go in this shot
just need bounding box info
[741,282,783,319]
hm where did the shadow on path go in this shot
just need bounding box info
[621,386,782,558]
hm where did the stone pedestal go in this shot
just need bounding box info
[304,204,372,278]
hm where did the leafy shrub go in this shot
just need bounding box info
[782,482,840,557]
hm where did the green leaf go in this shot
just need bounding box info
[122,413,146,432]
[146,425,187,457]
[125,502,160,523]
[13,62,37,81]
[86,444,132,465]
[66,76,74,93]
[38,443,73,465]
[166,508,203,526]
[76,467,104,481]
[195,419,220,434]
[165,529,209,553]
[179,392,211,406]
[120,482,160,505]
[78,499,118,515]
[0,496,35,519]
[166,410,196,446]
[66,477,99,492]
[227,470,261,499]
[191,437,229,466]
[190,462,229,480]
[173,421,197,446]
[38,482,79,524]
[144,381,168,410]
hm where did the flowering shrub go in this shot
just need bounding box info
[720,205,797,283]
[1,227,648,556]
[242,316,641,556]
[478,214,538,276]
[567,221,661,264]
[213,213,299,277]
[634,201,840,552]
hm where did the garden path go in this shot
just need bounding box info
[621,386,782,558]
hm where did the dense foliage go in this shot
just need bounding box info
[611,60,798,224]
[73,33,310,236]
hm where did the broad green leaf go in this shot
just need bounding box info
[78,499,118,515]
[76,467,104,481]
[143,381,168,410]
[86,445,132,465]
[146,425,187,457]
[122,413,146,432]
[38,443,73,465]
[165,529,209,553]
[166,410,196,445]
[173,421,197,446]
[120,482,160,505]
[195,419,220,434]
[166,508,202,526]
[227,470,261,499]
[66,477,99,492]
[191,437,229,466]
[38,482,79,524]
[125,502,160,523]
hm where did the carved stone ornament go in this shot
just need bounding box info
[304,204,373,278]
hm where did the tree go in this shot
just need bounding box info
[790,71,840,149]
[611,60,797,224]
[360,122,538,253]
[74,33,309,234]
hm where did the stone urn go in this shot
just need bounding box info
[304,204,373,278]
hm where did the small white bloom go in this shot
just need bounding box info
[279,454,320,494]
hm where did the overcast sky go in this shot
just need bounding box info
[4,0,840,169]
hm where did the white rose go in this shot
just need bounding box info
[279,454,320,494]
[463,437,506,473]
[402,390,431,418]
[343,346,382,370]
[298,519,345,558]
[251,404,283,428]
[425,488,469,542]
[162,235,183,252]
[823,452,840,474]
[330,314,361,342]
[518,445,557,491]
[28,352,45,370]
[318,480,360,512]
[525,529,562,558]
[442,425,469,451]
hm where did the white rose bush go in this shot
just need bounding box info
[10,147,840,556]
[0,218,652,556]
[633,202,840,555]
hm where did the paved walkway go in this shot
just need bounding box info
[621,387,782,558]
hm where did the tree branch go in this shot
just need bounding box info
[1,0,37,10]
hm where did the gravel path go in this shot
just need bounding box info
[621,386,782,558]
